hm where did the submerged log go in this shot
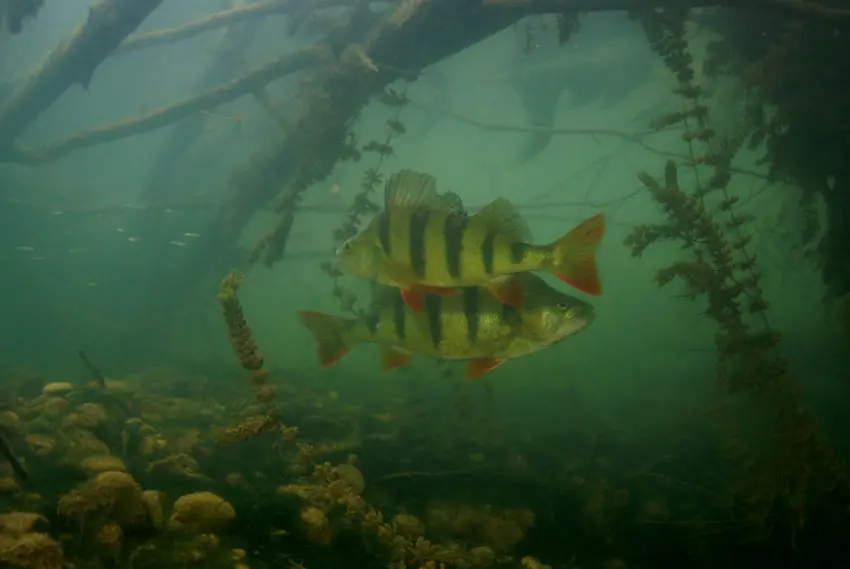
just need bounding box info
[0,0,164,149]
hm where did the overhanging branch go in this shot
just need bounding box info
[4,47,325,165]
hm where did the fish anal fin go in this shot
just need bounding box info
[550,213,606,296]
[473,197,531,242]
[466,358,506,380]
[380,346,412,371]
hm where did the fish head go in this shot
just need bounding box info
[336,229,383,279]
[521,290,595,344]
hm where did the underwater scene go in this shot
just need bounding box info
[1,1,850,568]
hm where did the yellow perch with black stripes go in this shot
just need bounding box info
[297,273,595,380]
[336,170,606,313]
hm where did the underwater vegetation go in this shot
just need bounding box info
[2,1,850,569]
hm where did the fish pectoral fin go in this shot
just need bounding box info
[487,275,524,309]
[380,346,413,371]
[466,358,506,380]
[383,262,418,285]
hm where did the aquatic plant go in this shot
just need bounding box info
[217,271,298,446]
[319,86,411,317]
[625,6,847,535]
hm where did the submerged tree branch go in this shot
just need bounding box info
[116,0,310,55]
[0,0,164,150]
[484,0,850,23]
[4,47,325,165]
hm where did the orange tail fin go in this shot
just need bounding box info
[297,310,355,367]
[548,213,605,295]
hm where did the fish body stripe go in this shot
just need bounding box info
[409,207,431,278]
[424,294,442,348]
[444,214,469,279]
[481,230,498,275]
[510,241,528,265]
[393,293,406,341]
[378,212,392,255]
[462,287,480,344]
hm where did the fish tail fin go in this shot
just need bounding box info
[546,213,605,295]
[297,310,357,367]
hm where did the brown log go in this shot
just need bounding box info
[3,47,325,165]
[0,0,164,150]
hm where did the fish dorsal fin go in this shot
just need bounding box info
[385,170,459,212]
[436,191,466,215]
[473,197,531,242]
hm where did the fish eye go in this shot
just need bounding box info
[556,302,574,317]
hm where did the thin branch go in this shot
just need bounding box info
[116,0,324,55]
[423,103,773,181]
[2,48,326,165]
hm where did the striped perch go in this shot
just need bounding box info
[298,273,594,380]
[337,170,606,313]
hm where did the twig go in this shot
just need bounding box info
[1,47,326,165]
[374,465,486,482]
[424,104,773,181]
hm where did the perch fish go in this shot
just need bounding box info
[336,170,606,313]
[298,272,594,380]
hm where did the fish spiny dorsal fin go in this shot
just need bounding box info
[436,191,466,215]
[473,197,531,242]
[384,170,453,212]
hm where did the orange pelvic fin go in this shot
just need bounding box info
[487,275,524,309]
[550,213,606,296]
[402,285,455,313]
[466,357,506,380]
[381,346,412,371]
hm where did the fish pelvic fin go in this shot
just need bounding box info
[380,346,413,371]
[466,357,506,380]
[486,275,524,309]
[297,310,356,367]
[547,213,605,296]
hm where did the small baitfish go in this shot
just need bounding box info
[297,273,595,380]
[336,169,606,313]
